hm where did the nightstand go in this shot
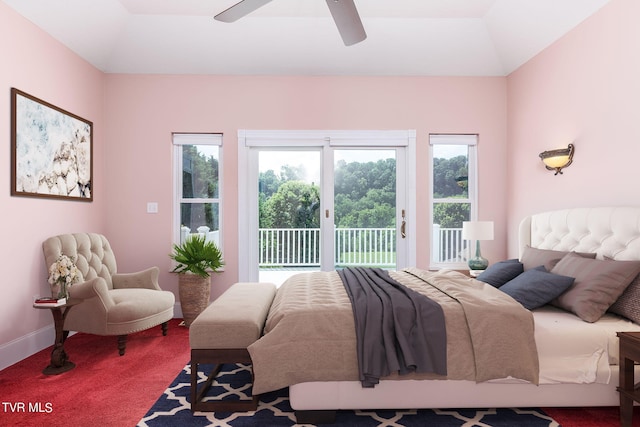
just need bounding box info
[617,331,640,427]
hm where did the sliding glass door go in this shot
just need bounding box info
[237,130,416,284]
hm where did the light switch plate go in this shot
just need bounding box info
[147,202,158,213]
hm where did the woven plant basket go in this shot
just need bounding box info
[178,273,211,327]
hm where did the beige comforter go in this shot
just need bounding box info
[248,268,539,394]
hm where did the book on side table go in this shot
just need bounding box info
[33,297,67,307]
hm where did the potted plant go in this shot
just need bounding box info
[170,234,224,327]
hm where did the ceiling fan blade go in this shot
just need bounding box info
[325,0,367,46]
[214,0,274,23]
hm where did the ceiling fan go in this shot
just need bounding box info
[214,0,367,46]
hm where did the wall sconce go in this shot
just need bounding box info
[539,143,574,175]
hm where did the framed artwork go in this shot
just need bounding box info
[10,88,93,201]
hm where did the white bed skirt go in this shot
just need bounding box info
[290,366,635,410]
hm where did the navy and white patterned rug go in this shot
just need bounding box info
[138,363,559,426]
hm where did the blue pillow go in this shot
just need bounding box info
[476,259,523,288]
[500,266,575,310]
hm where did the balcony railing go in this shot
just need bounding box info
[259,228,396,267]
[335,228,396,266]
[258,225,466,267]
[259,228,321,266]
[431,224,467,263]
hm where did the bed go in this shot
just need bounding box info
[247,207,640,421]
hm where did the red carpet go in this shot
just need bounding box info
[2,320,640,426]
[544,405,640,427]
[0,319,189,427]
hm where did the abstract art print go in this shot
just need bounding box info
[11,88,93,201]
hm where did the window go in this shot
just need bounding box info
[429,134,478,269]
[173,133,222,251]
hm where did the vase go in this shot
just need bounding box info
[178,274,211,327]
[52,282,68,300]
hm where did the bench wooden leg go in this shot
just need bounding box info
[190,348,258,412]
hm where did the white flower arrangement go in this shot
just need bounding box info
[48,255,80,297]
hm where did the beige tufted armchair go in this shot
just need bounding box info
[42,233,175,355]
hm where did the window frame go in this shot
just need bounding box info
[172,133,223,255]
[428,133,478,270]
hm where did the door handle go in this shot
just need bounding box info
[401,209,406,239]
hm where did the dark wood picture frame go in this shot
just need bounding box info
[10,88,93,201]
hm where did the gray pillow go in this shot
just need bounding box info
[520,246,596,271]
[500,266,574,310]
[550,252,640,322]
[476,259,523,288]
[609,274,640,323]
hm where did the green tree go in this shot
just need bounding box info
[181,146,219,229]
[335,189,395,228]
[280,164,305,182]
[182,146,219,198]
[432,154,470,231]
[259,169,280,199]
[262,181,320,228]
[433,203,470,228]
[433,155,468,198]
[334,158,396,228]
[259,157,397,229]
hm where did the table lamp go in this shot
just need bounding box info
[462,221,494,273]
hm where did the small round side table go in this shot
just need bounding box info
[33,298,81,375]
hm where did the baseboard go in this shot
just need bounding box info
[1,306,183,371]
[0,323,55,371]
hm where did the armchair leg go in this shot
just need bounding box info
[117,335,127,356]
[161,321,168,336]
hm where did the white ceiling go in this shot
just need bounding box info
[3,0,611,76]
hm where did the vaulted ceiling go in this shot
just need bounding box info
[3,0,611,76]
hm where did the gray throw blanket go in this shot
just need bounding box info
[338,267,447,387]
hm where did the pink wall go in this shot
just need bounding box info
[9,0,633,362]
[1,1,510,360]
[103,75,508,299]
[506,0,640,254]
[0,2,105,347]
[2,0,637,367]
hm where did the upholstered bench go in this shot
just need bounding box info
[189,282,277,412]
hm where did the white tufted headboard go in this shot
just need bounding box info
[518,207,640,261]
